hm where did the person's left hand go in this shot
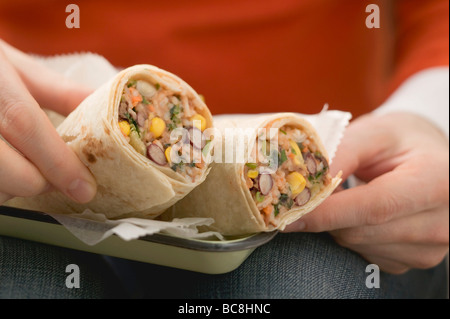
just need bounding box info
[284,112,449,274]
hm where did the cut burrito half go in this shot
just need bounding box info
[160,113,342,236]
[7,64,214,219]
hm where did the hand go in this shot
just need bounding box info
[0,40,97,205]
[285,112,449,274]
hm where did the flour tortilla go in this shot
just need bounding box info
[160,113,342,236]
[7,65,213,219]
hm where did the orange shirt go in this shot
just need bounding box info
[0,0,448,117]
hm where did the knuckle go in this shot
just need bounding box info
[429,226,449,246]
[416,154,448,208]
[19,177,47,197]
[400,231,420,244]
[317,208,341,232]
[366,210,390,226]
[366,194,398,226]
[0,100,38,146]
[433,175,449,208]
[43,151,70,178]
[14,167,48,197]
[335,228,367,246]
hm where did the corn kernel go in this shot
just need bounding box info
[286,172,306,195]
[149,117,166,138]
[165,146,172,164]
[119,120,131,136]
[190,114,207,132]
[289,140,304,165]
[247,169,259,179]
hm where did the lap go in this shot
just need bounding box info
[1,233,447,298]
[107,232,448,299]
[0,235,125,298]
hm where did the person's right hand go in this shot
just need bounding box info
[0,40,97,205]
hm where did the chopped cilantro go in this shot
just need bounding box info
[167,123,177,131]
[127,80,137,88]
[279,149,288,165]
[274,204,280,216]
[170,104,181,117]
[125,112,140,137]
[171,161,185,172]
[279,193,294,209]
[308,170,324,183]
[167,104,183,131]
[169,104,183,126]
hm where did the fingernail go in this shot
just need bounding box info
[67,179,96,203]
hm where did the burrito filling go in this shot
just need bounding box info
[118,79,210,181]
[244,126,332,227]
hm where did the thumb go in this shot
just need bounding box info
[284,115,398,233]
[0,40,93,116]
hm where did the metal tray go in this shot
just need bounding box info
[0,206,277,274]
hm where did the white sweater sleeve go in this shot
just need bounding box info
[374,67,449,138]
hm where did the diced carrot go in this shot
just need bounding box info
[302,145,309,153]
[262,205,274,226]
[262,205,274,216]
[195,162,205,169]
[148,104,155,112]
[129,87,143,106]
[288,153,295,159]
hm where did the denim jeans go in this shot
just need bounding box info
[0,235,125,299]
[1,232,447,299]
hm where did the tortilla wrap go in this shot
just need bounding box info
[160,113,342,236]
[7,64,213,219]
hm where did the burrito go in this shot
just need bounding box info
[160,113,342,236]
[7,64,214,219]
